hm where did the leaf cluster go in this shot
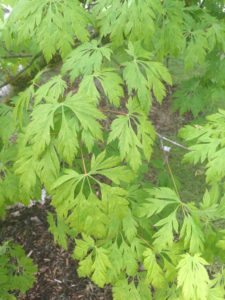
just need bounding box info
[0,241,37,300]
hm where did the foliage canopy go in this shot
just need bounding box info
[0,0,225,299]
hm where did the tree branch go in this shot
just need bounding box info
[199,0,206,8]
[0,52,42,89]
[0,54,33,59]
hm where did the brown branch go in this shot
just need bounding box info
[0,52,42,89]
[100,108,127,115]
[199,0,206,8]
[0,54,33,59]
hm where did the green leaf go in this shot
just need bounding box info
[180,215,205,253]
[34,75,67,105]
[101,185,129,238]
[94,0,161,45]
[63,40,112,81]
[113,279,131,300]
[25,103,59,156]
[0,242,37,295]
[177,253,209,300]
[15,146,39,199]
[65,93,104,151]
[184,30,209,70]
[37,145,60,191]
[143,248,165,288]
[113,279,141,300]
[108,99,155,169]
[66,192,107,239]
[8,0,91,60]
[90,151,133,184]
[91,247,111,288]
[120,241,138,276]
[96,69,124,107]
[77,253,93,278]
[0,104,16,143]
[208,271,225,300]
[181,110,225,182]
[77,69,124,107]
[137,280,152,300]
[55,108,79,165]
[77,74,100,104]
[153,210,179,250]
[47,213,69,250]
[14,85,34,126]
[73,234,95,260]
[123,43,172,109]
[107,242,124,280]
[122,211,138,243]
[51,170,85,214]
[153,1,185,59]
[173,78,211,117]
[139,187,180,218]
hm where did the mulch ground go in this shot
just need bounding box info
[0,201,112,300]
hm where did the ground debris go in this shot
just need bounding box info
[0,201,112,300]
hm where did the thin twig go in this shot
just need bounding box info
[0,52,42,89]
[0,54,33,59]
[159,137,181,199]
[156,132,190,151]
[100,108,127,116]
[165,158,181,199]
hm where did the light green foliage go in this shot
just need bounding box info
[78,69,124,106]
[173,57,225,116]
[180,214,205,254]
[112,278,152,300]
[108,98,155,169]
[0,0,225,299]
[48,213,70,250]
[0,241,37,299]
[6,0,91,60]
[143,248,165,288]
[63,40,112,80]
[74,236,112,287]
[139,186,225,257]
[123,43,172,109]
[180,110,225,182]
[154,1,185,59]
[93,0,161,46]
[34,75,67,105]
[0,104,16,143]
[177,253,209,300]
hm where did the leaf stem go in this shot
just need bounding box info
[80,147,88,175]
[100,108,127,116]
[165,158,181,199]
[159,135,181,199]
[87,176,92,193]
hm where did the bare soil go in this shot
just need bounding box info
[0,201,112,300]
